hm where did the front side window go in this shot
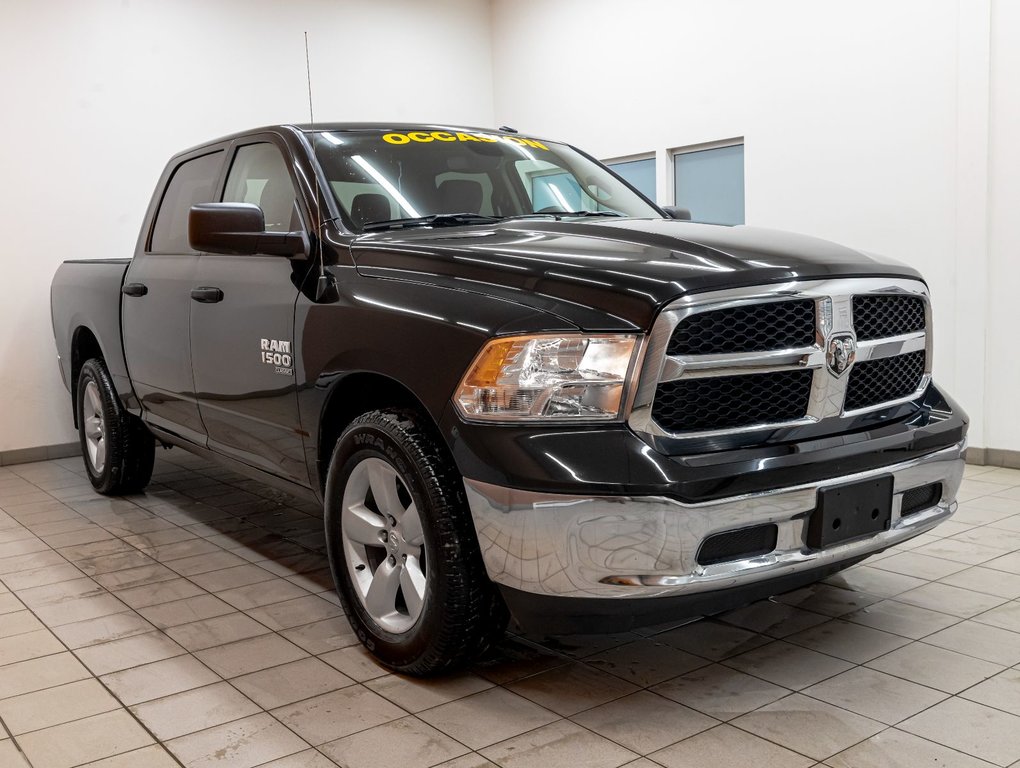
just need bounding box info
[223,143,300,231]
[311,130,661,231]
[149,151,223,253]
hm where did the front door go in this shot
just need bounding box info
[189,140,309,484]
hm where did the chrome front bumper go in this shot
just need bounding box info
[464,439,966,600]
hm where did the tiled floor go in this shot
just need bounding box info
[1,453,1020,768]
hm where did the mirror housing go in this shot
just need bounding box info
[661,206,692,221]
[188,203,308,258]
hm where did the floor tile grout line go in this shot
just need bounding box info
[1,468,446,763]
[6,503,354,762]
[625,622,1010,760]
[638,611,1020,764]
[0,718,37,768]
[0,566,189,767]
[0,468,351,765]
[7,457,1020,767]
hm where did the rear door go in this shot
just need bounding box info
[122,148,226,444]
[188,137,310,484]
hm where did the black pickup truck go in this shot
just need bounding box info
[51,123,968,674]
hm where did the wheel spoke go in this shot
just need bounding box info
[93,436,106,472]
[86,384,103,416]
[400,556,426,621]
[85,416,103,440]
[399,502,424,547]
[343,502,386,546]
[364,559,401,618]
[368,461,404,518]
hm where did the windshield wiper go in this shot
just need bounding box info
[502,210,624,221]
[361,213,503,232]
[551,210,624,218]
[361,209,625,232]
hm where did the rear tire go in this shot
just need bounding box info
[324,409,507,675]
[77,358,155,495]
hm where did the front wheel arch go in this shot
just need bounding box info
[316,372,444,494]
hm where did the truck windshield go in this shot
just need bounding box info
[311,129,661,232]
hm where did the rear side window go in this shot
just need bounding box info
[149,151,223,253]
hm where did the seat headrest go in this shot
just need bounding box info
[350,193,392,228]
[258,180,296,231]
[437,179,483,214]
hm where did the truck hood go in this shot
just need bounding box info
[350,218,921,331]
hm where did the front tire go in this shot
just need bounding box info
[324,410,507,675]
[77,358,155,495]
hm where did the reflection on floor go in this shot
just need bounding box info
[1,450,1020,767]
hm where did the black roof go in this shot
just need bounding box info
[178,123,529,156]
[291,122,516,135]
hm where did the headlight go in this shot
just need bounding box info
[455,334,640,421]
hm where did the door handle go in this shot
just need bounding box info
[190,287,224,304]
[121,283,148,297]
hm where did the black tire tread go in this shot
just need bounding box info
[327,409,507,676]
[77,358,155,495]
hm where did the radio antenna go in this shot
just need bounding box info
[304,31,314,125]
[303,30,332,301]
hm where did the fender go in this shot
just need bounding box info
[294,268,581,488]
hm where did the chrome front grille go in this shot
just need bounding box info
[651,369,814,432]
[852,294,926,341]
[845,349,926,411]
[666,299,816,355]
[629,278,932,440]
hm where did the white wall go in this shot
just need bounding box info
[0,0,495,453]
[987,0,1020,454]
[491,0,1018,453]
[3,0,1017,456]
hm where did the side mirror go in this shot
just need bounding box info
[662,206,692,221]
[189,203,309,258]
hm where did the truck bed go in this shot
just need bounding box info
[51,259,133,412]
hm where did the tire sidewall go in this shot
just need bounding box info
[324,416,443,665]
[76,360,118,491]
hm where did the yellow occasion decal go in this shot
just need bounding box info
[382,131,549,150]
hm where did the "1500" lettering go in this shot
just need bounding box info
[260,338,292,369]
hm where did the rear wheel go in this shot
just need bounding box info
[77,358,155,495]
[324,409,507,675]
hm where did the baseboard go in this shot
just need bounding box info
[967,446,1020,469]
[0,442,80,467]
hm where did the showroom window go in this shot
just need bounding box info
[606,157,656,202]
[149,151,223,253]
[673,142,745,225]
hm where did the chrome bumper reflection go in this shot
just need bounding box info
[463,440,966,599]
